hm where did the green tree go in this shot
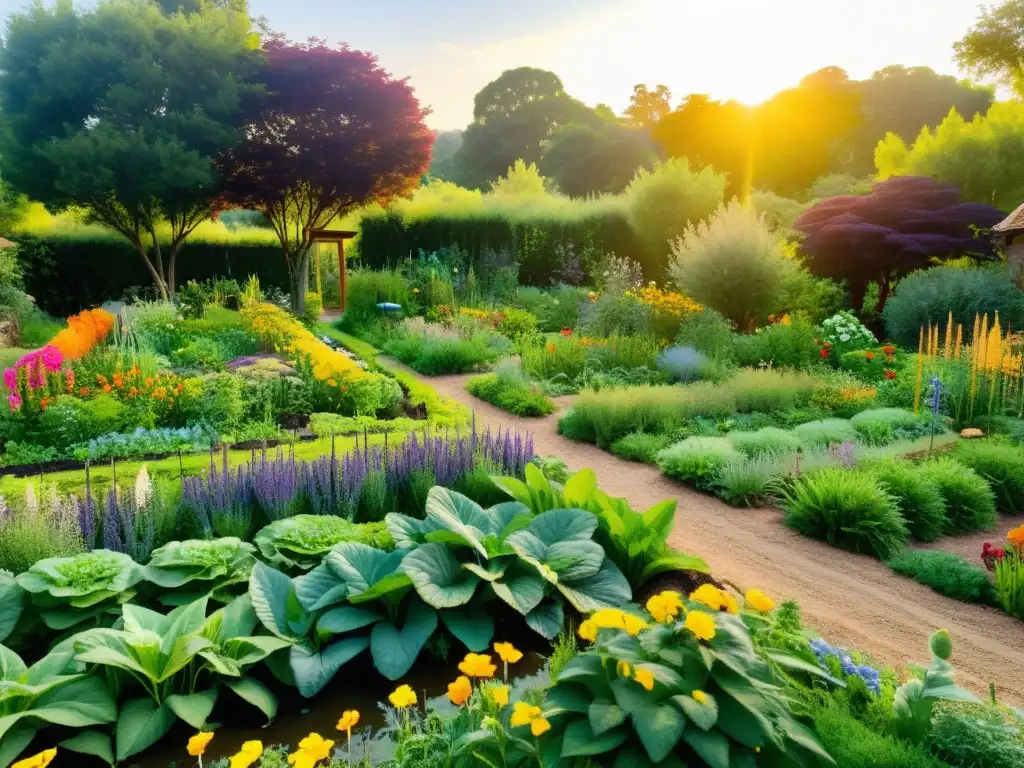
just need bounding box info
[489,160,549,197]
[875,102,1024,211]
[955,0,1024,95]
[540,122,658,197]
[623,83,671,127]
[0,0,262,299]
[427,129,464,180]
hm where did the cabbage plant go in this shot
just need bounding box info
[145,537,256,606]
[254,515,393,571]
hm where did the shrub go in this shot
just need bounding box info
[609,431,672,463]
[886,550,996,604]
[930,702,1024,768]
[493,307,538,344]
[592,332,660,370]
[733,314,820,369]
[808,701,948,768]
[655,345,708,383]
[728,367,821,413]
[953,440,1024,513]
[171,337,225,371]
[302,291,323,326]
[656,436,741,490]
[865,460,947,542]
[674,307,734,360]
[781,467,908,559]
[520,334,588,381]
[340,268,409,332]
[512,284,587,332]
[384,323,508,375]
[465,372,554,417]
[820,310,877,358]
[713,455,779,507]
[883,266,1024,349]
[179,373,245,430]
[727,426,802,457]
[35,394,126,447]
[919,457,999,534]
[851,407,926,446]
[793,418,859,448]
[579,292,653,337]
[669,200,796,328]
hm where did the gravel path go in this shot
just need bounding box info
[391,360,1024,703]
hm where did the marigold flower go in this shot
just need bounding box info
[884,369,897,380]
[447,675,472,705]
[721,591,739,615]
[689,584,726,611]
[633,668,655,691]
[187,731,214,757]
[864,351,875,361]
[531,717,551,736]
[79,386,90,396]
[692,689,708,704]
[336,710,360,732]
[493,642,523,664]
[1008,523,1024,551]
[511,701,542,727]
[229,740,263,768]
[296,733,333,762]
[389,684,417,709]
[820,347,829,359]
[685,610,716,642]
[561,328,572,337]
[745,588,775,612]
[458,652,496,678]
[12,748,57,768]
[102,384,112,393]
[646,590,685,623]
[487,684,509,707]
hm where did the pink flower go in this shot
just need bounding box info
[40,345,63,372]
[7,393,21,411]
[3,367,16,391]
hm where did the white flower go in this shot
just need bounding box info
[134,466,152,511]
[25,483,37,516]
[839,333,851,342]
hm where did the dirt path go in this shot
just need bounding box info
[389,361,1024,703]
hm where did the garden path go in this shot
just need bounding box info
[386,359,1024,704]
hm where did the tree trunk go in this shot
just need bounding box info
[289,247,311,316]
[134,242,169,301]
[849,279,868,320]
[167,242,179,299]
[874,276,891,315]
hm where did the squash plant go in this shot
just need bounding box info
[144,537,256,606]
[492,465,708,588]
[71,595,290,761]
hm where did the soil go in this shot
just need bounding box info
[395,359,1024,705]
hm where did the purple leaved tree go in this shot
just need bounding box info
[794,176,1004,314]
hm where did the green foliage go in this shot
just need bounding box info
[580,293,653,337]
[864,460,947,542]
[952,440,1024,513]
[171,337,226,371]
[512,285,587,332]
[540,120,658,197]
[792,418,859,448]
[466,372,554,417]
[713,455,780,508]
[656,436,741,490]
[892,629,980,744]
[994,550,1024,620]
[180,373,245,430]
[340,268,410,333]
[806,700,947,768]
[521,334,589,382]
[145,537,257,606]
[850,408,924,446]
[919,457,999,534]
[882,266,1024,348]
[384,323,509,375]
[302,291,323,326]
[670,201,797,328]
[254,515,393,571]
[674,307,735,361]
[32,394,126,448]
[732,314,820,369]
[610,432,673,464]
[781,467,909,559]
[727,427,802,458]
[888,548,996,604]
[929,702,1024,768]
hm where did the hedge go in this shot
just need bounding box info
[14,235,289,315]
[356,208,649,285]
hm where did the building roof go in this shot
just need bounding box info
[0,237,15,248]
[993,202,1024,234]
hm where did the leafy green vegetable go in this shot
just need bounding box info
[145,537,256,606]
[254,515,394,570]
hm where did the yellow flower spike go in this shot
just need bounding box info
[511,701,543,727]
[745,588,776,613]
[692,690,708,705]
[458,652,497,678]
[633,668,655,692]
[616,659,633,678]
[187,732,214,757]
[493,641,523,664]
[689,584,726,611]
[487,684,510,707]
[12,749,57,768]
[646,590,685,623]
[229,741,264,768]
[685,610,717,642]
[447,675,472,706]
[531,717,552,736]
[389,684,418,709]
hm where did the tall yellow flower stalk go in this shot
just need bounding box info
[969,313,982,404]
[954,323,963,361]
[914,325,925,414]
[943,312,954,360]
[986,313,1002,372]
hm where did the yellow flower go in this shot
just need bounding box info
[448,675,472,706]
[12,749,57,768]
[578,619,597,642]
[579,608,648,641]
[646,590,685,623]
[692,690,708,705]
[511,701,543,727]
[229,741,263,768]
[187,732,214,757]
[689,584,726,611]
[458,653,497,678]
[389,684,417,709]
[745,588,775,613]
[493,641,523,664]
[531,717,552,736]
[327,378,337,387]
[336,710,360,732]
[685,610,717,642]
[721,591,739,615]
[634,668,655,691]
[487,684,510,707]
[295,733,333,762]
[1008,523,1024,550]
[287,752,317,768]
[616,659,633,678]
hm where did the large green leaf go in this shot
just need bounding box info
[317,606,383,635]
[518,508,598,547]
[115,698,176,761]
[0,724,36,768]
[633,703,686,763]
[491,566,546,615]
[639,552,710,583]
[385,513,444,549]
[401,543,480,609]
[673,693,718,731]
[326,543,408,600]
[166,688,218,729]
[370,599,438,680]
[440,609,494,652]
[292,562,348,613]
[525,600,564,639]
[225,676,278,720]
[249,562,304,640]
[560,718,628,757]
[488,475,534,509]
[31,676,117,728]
[563,468,598,507]
[546,683,592,714]
[0,575,24,644]
[641,499,676,540]
[557,559,632,612]
[424,487,492,555]
[0,644,26,681]
[544,540,605,581]
[589,699,627,736]
[60,730,114,766]
[681,727,730,768]
[290,636,370,698]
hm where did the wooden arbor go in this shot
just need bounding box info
[304,228,357,311]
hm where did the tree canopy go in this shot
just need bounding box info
[955,0,1024,95]
[794,176,1004,314]
[0,0,261,298]
[219,38,432,312]
[540,122,658,197]
[623,84,671,128]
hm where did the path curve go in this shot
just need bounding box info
[392,361,1024,703]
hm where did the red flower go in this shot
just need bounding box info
[561,328,573,337]
[884,369,896,380]
[865,351,875,361]
[882,345,896,355]
[820,347,829,359]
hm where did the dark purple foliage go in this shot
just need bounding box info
[795,176,1005,312]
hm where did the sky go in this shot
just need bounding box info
[0,0,990,129]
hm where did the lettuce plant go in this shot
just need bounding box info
[0,572,24,645]
[144,537,257,606]
[254,515,394,571]
[15,550,143,634]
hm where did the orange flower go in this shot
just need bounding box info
[102,384,112,393]
[1009,524,1024,551]
[145,377,154,387]
[78,387,90,396]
